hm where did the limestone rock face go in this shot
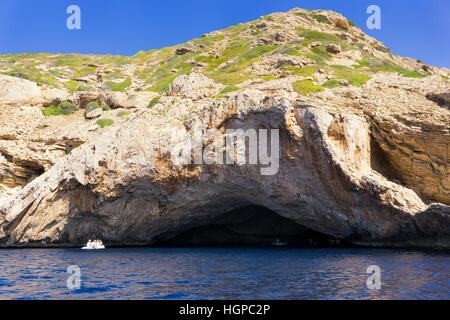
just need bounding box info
[0,74,449,248]
[0,75,70,107]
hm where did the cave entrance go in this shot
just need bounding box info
[153,205,342,248]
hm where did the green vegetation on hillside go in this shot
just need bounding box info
[64,80,88,92]
[104,77,132,91]
[96,118,114,128]
[323,79,341,88]
[86,101,100,110]
[293,80,324,95]
[375,45,391,54]
[332,65,370,86]
[148,96,162,108]
[0,8,438,94]
[117,111,130,117]
[297,28,341,46]
[42,101,78,116]
[311,13,331,25]
[304,46,332,63]
[356,59,430,78]
[213,85,241,97]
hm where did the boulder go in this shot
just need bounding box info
[85,107,102,119]
[325,44,342,54]
[0,74,70,107]
[168,73,220,100]
[175,47,193,55]
[327,12,350,30]
[103,91,156,109]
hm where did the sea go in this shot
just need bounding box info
[0,247,448,300]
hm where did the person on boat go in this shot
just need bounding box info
[87,239,92,248]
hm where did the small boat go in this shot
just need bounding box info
[82,245,105,250]
[82,241,105,250]
[272,238,288,246]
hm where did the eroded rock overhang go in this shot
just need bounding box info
[0,89,448,248]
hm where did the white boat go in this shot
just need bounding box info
[82,245,105,250]
[82,242,105,250]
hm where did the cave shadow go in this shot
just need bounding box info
[152,205,350,248]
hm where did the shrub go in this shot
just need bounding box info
[206,42,275,85]
[297,28,341,45]
[117,111,130,117]
[146,52,195,92]
[64,80,86,92]
[4,71,29,79]
[323,80,341,88]
[103,70,122,80]
[263,15,274,22]
[198,40,250,72]
[96,118,114,128]
[332,66,371,86]
[292,80,324,95]
[85,101,110,111]
[224,23,249,37]
[31,75,59,88]
[105,77,132,92]
[192,34,226,47]
[75,66,96,77]
[309,46,332,62]
[260,75,277,81]
[86,101,100,112]
[240,45,278,61]
[42,105,64,116]
[295,12,311,21]
[149,74,179,93]
[347,19,355,27]
[375,45,391,53]
[209,69,251,85]
[148,96,162,108]
[398,70,430,78]
[366,61,429,78]
[285,65,317,77]
[54,55,86,67]
[58,101,78,111]
[217,85,241,96]
[42,102,78,116]
[311,13,331,25]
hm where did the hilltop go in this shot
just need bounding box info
[1,8,448,94]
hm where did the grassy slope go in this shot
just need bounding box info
[0,9,433,96]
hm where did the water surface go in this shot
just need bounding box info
[0,248,448,299]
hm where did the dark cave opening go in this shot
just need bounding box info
[153,206,347,248]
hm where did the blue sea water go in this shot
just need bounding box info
[0,248,448,300]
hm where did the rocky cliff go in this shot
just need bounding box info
[0,8,449,248]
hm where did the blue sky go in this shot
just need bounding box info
[0,0,449,67]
